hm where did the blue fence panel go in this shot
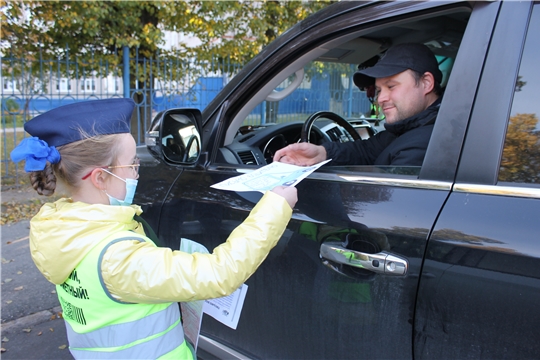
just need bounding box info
[249,73,370,124]
[153,77,226,112]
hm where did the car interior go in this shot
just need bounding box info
[214,6,470,168]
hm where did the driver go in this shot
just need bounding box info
[274,43,443,166]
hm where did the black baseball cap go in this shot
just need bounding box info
[353,43,443,89]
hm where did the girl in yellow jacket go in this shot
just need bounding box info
[10,98,297,359]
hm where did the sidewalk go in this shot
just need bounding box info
[1,188,74,359]
[1,186,40,204]
[2,127,24,133]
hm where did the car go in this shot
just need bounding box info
[134,1,540,359]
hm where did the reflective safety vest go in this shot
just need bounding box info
[56,231,193,359]
[369,102,380,119]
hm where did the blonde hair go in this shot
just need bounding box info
[30,133,124,196]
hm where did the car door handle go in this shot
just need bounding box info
[320,242,408,276]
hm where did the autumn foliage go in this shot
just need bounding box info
[499,113,540,183]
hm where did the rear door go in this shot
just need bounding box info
[156,2,502,359]
[415,2,540,358]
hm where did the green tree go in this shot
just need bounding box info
[2,1,170,61]
[1,0,334,134]
[175,1,334,64]
[2,0,334,71]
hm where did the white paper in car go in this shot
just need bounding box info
[202,284,248,330]
[210,159,331,192]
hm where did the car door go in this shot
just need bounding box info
[150,1,502,359]
[415,2,540,358]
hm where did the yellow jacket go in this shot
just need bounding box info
[30,191,292,304]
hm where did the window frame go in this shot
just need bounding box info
[455,1,534,187]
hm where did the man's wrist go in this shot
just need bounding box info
[321,143,333,160]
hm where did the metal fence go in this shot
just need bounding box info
[1,50,370,188]
[1,49,243,188]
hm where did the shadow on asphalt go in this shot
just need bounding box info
[1,316,74,359]
[1,219,73,359]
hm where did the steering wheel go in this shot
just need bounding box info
[301,111,361,143]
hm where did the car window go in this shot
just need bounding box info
[224,7,470,176]
[498,3,540,185]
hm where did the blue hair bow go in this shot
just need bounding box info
[10,137,61,172]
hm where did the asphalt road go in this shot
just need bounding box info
[1,220,74,359]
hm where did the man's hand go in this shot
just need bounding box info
[273,143,327,166]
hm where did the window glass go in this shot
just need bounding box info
[241,61,376,127]
[499,4,540,184]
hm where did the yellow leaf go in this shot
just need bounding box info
[59,344,67,350]
[14,286,23,291]
[22,328,31,333]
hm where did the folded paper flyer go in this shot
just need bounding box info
[211,159,331,192]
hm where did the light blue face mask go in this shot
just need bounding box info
[103,169,138,206]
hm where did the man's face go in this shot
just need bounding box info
[375,70,430,124]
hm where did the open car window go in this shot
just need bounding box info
[219,6,470,177]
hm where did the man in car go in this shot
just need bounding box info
[274,43,443,166]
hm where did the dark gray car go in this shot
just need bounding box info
[136,1,540,358]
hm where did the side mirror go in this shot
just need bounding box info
[145,108,203,165]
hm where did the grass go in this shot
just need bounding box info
[2,113,25,128]
[1,130,29,188]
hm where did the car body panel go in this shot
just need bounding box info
[416,3,540,357]
[420,0,499,181]
[159,166,450,358]
[416,193,540,359]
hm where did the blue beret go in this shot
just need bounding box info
[24,98,135,147]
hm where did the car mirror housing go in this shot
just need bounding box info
[145,108,203,165]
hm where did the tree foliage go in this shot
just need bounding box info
[2,1,174,64]
[1,0,335,69]
[499,113,540,184]
[176,1,334,63]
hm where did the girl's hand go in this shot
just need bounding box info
[271,186,298,209]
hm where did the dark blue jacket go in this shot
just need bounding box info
[323,97,441,166]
